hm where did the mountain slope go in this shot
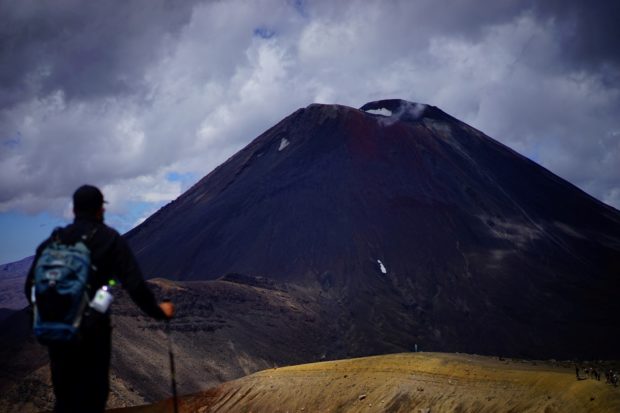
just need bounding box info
[0,277,329,412]
[0,256,32,311]
[2,99,619,412]
[112,353,620,413]
[126,99,620,359]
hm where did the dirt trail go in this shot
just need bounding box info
[110,352,620,413]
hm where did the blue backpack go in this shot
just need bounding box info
[31,229,96,344]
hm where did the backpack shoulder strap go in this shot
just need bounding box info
[50,227,63,243]
[53,225,97,246]
[81,227,99,273]
[81,227,98,244]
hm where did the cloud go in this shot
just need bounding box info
[0,0,618,232]
[533,0,620,70]
[0,0,200,108]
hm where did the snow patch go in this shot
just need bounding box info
[365,108,392,117]
[278,138,290,151]
[377,259,387,274]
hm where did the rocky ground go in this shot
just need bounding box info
[4,278,620,413]
[109,352,620,413]
[0,277,330,412]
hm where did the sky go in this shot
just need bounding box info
[1,0,619,264]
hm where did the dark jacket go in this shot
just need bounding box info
[25,215,166,320]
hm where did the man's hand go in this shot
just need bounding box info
[159,301,175,319]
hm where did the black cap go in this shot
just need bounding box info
[73,185,106,212]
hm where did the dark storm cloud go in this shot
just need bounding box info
[0,0,618,218]
[534,0,620,70]
[0,0,199,109]
[416,0,620,71]
[2,0,617,109]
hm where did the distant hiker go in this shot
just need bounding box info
[576,365,580,380]
[605,370,618,386]
[25,185,175,413]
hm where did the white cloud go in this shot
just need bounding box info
[102,174,182,214]
[1,0,619,227]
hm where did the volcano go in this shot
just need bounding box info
[3,100,620,411]
[125,99,620,359]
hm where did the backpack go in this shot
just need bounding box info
[31,228,96,344]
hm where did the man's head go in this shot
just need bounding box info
[73,185,106,219]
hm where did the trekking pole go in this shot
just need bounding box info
[164,300,179,413]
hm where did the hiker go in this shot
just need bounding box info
[24,185,175,413]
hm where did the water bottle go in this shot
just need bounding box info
[90,285,113,313]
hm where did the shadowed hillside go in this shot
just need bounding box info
[127,99,620,359]
[0,278,331,412]
[0,256,32,311]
